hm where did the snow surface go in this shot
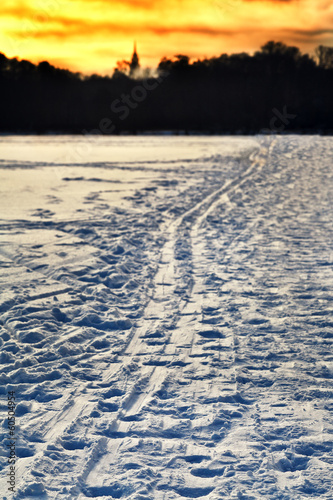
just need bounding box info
[0,135,332,499]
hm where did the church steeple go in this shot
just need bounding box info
[130,42,140,76]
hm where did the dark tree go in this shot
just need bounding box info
[0,42,332,134]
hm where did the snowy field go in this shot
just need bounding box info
[0,135,332,499]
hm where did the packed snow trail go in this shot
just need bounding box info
[0,136,332,499]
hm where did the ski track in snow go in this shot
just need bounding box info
[0,135,332,499]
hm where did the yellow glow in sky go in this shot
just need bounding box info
[0,0,332,74]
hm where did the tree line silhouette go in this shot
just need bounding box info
[0,41,332,134]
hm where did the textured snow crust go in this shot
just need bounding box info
[0,135,332,499]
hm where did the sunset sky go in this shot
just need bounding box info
[1,0,332,75]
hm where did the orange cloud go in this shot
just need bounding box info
[0,0,332,74]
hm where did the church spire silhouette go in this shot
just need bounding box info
[130,42,140,76]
